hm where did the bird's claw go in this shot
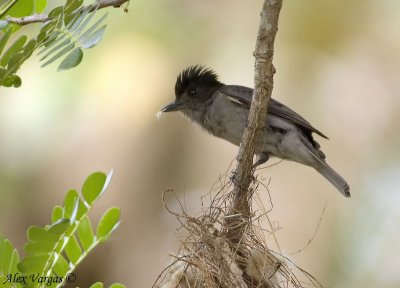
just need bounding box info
[229,169,257,184]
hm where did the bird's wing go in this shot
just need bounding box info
[219,85,328,139]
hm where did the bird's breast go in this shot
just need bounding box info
[204,95,248,146]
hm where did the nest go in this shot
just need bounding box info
[154,168,323,288]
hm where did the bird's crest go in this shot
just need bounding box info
[175,65,220,96]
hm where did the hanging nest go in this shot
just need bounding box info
[154,170,322,288]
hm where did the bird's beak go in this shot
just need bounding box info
[160,101,184,112]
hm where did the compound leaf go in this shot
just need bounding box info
[97,207,121,242]
[57,46,82,71]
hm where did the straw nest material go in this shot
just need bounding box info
[154,169,322,288]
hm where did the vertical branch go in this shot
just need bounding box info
[227,0,283,243]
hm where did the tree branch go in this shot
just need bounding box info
[227,0,283,245]
[95,0,129,9]
[4,0,129,26]
[5,13,49,25]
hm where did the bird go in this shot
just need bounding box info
[160,65,350,197]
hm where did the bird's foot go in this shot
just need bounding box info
[229,169,257,184]
[253,152,270,169]
[229,169,237,183]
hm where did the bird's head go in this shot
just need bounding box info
[160,65,223,113]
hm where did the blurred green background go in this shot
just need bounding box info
[1,0,399,287]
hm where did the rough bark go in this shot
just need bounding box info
[227,0,283,249]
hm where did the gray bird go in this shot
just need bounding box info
[160,65,350,197]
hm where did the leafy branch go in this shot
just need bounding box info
[3,0,129,26]
[0,171,124,288]
[37,5,109,71]
[0,0,129,88]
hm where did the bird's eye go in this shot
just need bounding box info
[188,89,197,97]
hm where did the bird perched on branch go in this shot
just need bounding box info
[159,65,350,197]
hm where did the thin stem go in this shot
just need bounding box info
[226,0,283,261]
[5,14,49,25]
[4,0,129,26]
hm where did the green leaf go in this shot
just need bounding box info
[18,171,120,285]
[23,38,37,57]
[109,284,126,288]
[81,171,108,205]
[35,0,47,13]
[72,7,96,35]
[0,26,12,55]
[2,74,21,87]
[70,195,80,223]
[64,189,79,217]
[53,254,69,276]
[9,250,20,275]
[68,7,90,32]
[77,216,95,251]
[7,51,24,72]
[38,6,108,71]
[97,207,121,242]
[89,283,104,288]
[57,46,82,71]
[37,30,48,45]
[0,20,8,29]
[90,283,125,288]
[18,255,48,274]
[48,6,63,18]
[51,206,64,223]
[37,19,58,45]
[5,0,34,18]
[27,226,59,243]
[0,35,27,66]
[81,25,106,49]
[24,241,53,255]
[47,218,70,235]
[39,20,55,34]
[41,42,75,68]
[64,11,78,27]
[79,13,107,43]
[64,0,83,14]
[65,236,82,264]
[0,234,21,288]
[37,21,56,45]
[40,38,71,60]
[41,32,62,49]
[64,189,88,221]
[0,236,13,273]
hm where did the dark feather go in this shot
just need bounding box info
[175,65,221,97]
[219,85,328,139]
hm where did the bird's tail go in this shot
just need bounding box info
[316,162,350,197]
[309,150,350,197]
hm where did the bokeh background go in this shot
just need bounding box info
[1,0,399,287]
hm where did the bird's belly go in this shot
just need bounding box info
[205,104,247,146]
[210,116,244,146]
[261,127,316,166]
[206,111,284,152]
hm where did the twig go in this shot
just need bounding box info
[289,200,328,255]
[5,14,49,25]
[226,0,283,271]
[4,0,129,26]
[95,0,129,9]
